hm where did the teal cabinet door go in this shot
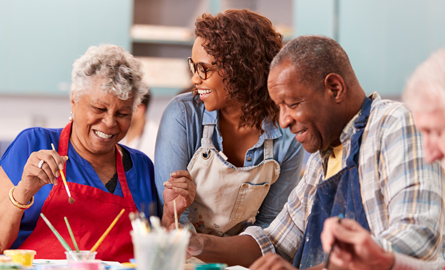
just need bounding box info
[294,0,445,97]
[0,0,132,96]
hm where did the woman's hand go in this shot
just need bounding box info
[162,170,196,226]
[186,226,204,259]
[167,222,204,259]
[17,149,68,199]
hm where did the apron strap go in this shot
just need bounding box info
[263,139,274,160]
[201,124,216,150]
[346,96,373,168]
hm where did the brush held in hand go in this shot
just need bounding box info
[51,143,75,204]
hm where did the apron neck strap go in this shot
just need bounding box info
[354,96,373,130]
[346,96,373,167]
[57,122,133,199]
[58,122,72,164]
[201,124,216,149]
[263,139,274,160]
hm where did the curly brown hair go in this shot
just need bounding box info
[194,9,283,131]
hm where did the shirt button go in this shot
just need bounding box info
[247,157,252,161]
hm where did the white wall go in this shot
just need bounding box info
[0,95,171,156]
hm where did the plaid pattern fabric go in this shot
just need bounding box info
[392,252,444,270]
[242,92,445,262]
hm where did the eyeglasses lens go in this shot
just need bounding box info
[188,58,207,80]
[188,58,195,75]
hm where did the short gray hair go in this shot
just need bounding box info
[403,48,445,112]
[271,35,355,90]
[71,44,148,110]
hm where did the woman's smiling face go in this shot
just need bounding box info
[190,37,231,112]
[71,77,133,155]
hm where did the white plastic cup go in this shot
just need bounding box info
[68,261,101,270]
[131,229,191,270]
[65,251,97,263]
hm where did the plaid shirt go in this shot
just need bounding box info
[392,252,444,270]
[242,92,445,262]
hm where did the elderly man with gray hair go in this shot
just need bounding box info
[318,48,445,270]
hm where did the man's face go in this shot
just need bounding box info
[268,61,338,153]
[412,99,445,164]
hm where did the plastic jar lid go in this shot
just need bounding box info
[0,255,12,263]
[3,250,36,256]
[194,263,227,270]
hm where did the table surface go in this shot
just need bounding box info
[33,259,248,270]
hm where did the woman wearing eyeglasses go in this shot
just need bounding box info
[155,9,305,236]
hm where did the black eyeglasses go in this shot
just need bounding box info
[187,57,217,80]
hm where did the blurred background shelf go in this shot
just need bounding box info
[132,39,195,46]
[131,0,295,96]
[131,24,194,46]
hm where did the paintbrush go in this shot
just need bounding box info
[64,217,80,253]
[173,199,179,230]
[51,143,75,204]
[40,213,72,252]
[91,209,125,252]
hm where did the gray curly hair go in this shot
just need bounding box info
[71,44,148,110]
[403,48,445,112]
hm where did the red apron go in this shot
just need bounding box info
[19,123,138,262]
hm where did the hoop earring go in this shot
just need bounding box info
[68,112,74,121]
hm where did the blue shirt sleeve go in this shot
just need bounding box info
[154,95,200,207]
[0,127,60,185]
[0,127,60,248]
[253,128,305,229]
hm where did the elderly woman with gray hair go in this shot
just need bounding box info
[0,44,193,262]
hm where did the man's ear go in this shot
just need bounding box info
[324,73,346,103]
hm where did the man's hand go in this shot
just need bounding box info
[321,217,395,270]
[249,253,296,270]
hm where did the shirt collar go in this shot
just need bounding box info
[203,109,218,125]
[320,92,380,159]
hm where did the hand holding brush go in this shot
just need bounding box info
[320,215,394,270]
[323,213,343,270]
[12,145,70,208]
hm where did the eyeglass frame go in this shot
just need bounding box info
[187,57,217,80]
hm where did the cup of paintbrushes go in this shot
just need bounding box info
[131,228,191,270]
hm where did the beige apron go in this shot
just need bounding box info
[187,124,280,236]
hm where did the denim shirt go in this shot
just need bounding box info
[154,92,305,229]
